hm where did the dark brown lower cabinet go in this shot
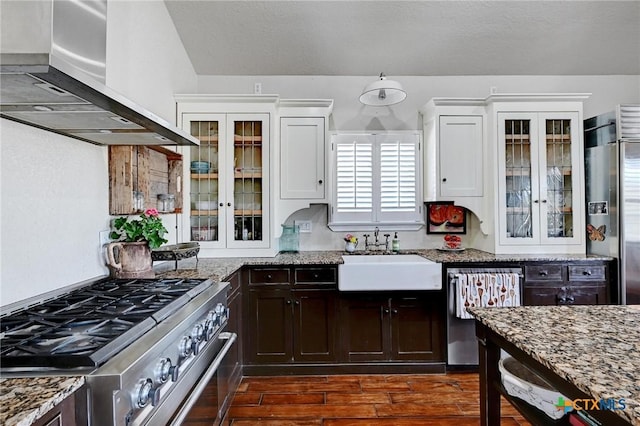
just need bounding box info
[523,261,610,306]
[524,284,608,306]
[340,294,445,363]
[243,265,446,373]
[243,266,339,366]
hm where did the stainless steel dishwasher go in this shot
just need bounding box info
[446,267,523,366]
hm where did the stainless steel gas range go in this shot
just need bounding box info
[0,277,238,425]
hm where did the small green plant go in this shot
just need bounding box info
[110,208,168,249]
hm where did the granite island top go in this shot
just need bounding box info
[468,305,640,425]
[0,376,84,426]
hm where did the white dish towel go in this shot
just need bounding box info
[455,273,521,319]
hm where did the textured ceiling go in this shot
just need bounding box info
[164,0,640,76]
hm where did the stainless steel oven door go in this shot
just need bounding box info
[144,332,237,425]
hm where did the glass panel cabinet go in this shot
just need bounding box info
[182,113,269,249]
[498,112,581,247]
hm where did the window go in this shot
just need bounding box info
[330,132,423,230]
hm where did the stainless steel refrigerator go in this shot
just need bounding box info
[584,105,640,304]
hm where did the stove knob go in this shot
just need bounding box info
[154,358,172,384]
[133,378,154,408]
[208,311,219,329]
[207,310,218,323]
[215,303,225,315]
[178,335,193,358]
[203,319,214,341]
[216,303,228,322]
[169,364,180,382]
[191,323,204,343]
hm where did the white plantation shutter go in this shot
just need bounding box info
[332,132,422,226]
[336,138,373,212]
[380,137,418,212]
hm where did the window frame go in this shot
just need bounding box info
[328,131,424,231]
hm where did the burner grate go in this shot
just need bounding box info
[0,277,211,369]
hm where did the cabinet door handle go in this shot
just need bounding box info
[286,300,292,305]
[534,199,539,203]
[442,178,447,182]
[266,274,272,280]
[583,270,592,276]
[313,274,319,279]
[383,308,390,314]
[391,309,398,314]
[294,300,300,306]
[539,271,548,276]
[219,202,224,207]
[542,199,548,203]
[318,179,323,184]
[227,202,231,207]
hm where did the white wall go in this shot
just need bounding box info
[0,0,198,307]
[0,121,109,305]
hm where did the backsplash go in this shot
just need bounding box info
[285,204,485,252]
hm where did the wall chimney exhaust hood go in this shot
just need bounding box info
[0,0,199,146]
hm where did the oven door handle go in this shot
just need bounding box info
[170,331,237,426]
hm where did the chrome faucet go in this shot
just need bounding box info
[364,227,390,251]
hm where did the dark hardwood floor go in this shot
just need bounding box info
[227,373,532,425]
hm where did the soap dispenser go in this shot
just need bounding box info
[392,232,399,253]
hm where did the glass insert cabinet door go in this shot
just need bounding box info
[189,118,222,243]
[184,113,269,248]
[499,112,580,246]
[231,118,265,245]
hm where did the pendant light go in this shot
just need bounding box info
[359,73,406,106]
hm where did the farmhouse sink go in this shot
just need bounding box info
[338,254,442,291]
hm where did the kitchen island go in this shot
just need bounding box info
[469,305,640,425]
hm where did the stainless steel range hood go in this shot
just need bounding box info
[0,0,199,146]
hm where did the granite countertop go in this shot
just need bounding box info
[468,305,640,425]
[156,248,612,280]
[0,376,85,426]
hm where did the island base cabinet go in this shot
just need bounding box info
[340,294,445,363]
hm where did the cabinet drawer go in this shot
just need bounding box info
[524,265,563,282]
[568,265,606,281]
[294,267,337,285]
[248,268,290,284]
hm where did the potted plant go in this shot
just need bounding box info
[107,208,168,278]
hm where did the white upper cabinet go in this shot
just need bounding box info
[273,99,333,232]
[181,113,271,251]
[421,99,489,234]
[280,117,326,200]
[439,115,484,197]
[487,93,589,254]
[422,93,589,252]
[497,111,583,248]
[176,95,278,257]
